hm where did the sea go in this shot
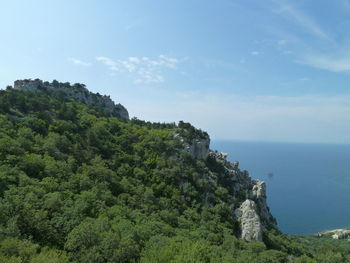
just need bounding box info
[212,140,350,235]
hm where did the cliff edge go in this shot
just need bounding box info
[180,129,276,242]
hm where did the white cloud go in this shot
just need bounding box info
[251,51,260,56]
[134,74,164,84]
[300,54,350,73]
[121,60,136,73]
[274,1,330,40]
[69,57,91,67]
[96,55,181,84]
[128,57,141,64]
[269,2,350,73]
[96,57,119,71]
[159,55,179,68]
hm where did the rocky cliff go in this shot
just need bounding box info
[13,79,129,119]
[185,137,210,160]
[236,200,263,242]
[179,129,276,242]
[209,149,276,241]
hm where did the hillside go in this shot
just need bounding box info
[0,79,349,262]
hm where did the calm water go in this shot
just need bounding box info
[212,140,350,235]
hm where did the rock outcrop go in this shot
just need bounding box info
[176,129,210,160]
[250,180,275,226]
[187,137,210,160]
[207,150,276,241]
[13,79,129,119]
[172,114,274,242]
[317,229,350,240]
[235,199,263,242]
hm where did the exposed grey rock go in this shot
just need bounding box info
[175,124,275,241]
[208,150,252,196]
[332,232,350,240]
[251,180,266,200]
[187,137,210,160]
[13,79,129,119]
[237,199,263,242]
[317,229,350,240]
[250,180,276,227]
[176,133,210,160]
[206,150,276,241]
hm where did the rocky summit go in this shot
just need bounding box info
[13,79,129,119]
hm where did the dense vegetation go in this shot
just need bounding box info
[0,86,349,262]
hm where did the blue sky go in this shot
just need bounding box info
[1,0,350,143]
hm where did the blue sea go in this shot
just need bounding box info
[212,140,350,235]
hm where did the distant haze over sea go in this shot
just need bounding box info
[212,140,350,235]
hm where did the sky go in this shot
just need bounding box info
[1,0,350,144]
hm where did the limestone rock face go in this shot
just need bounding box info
[188,137,210,160]
[251,180,266,200]
[175,122,275,242]
[250,180,276,226]
[13,79,129,119]
[177,132,210,160]
[237,199,263,242]
[206,150,276,241]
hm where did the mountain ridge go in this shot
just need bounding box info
[11,79,276,241]
[13,79,129,119]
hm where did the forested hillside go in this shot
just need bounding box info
[0,82,349,263]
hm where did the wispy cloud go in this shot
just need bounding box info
[269,1,350,73]
[96,57,119,71]
[274,1,330,40]
[251,51,260,56]
[300,54,350,73]
[96,55,181,84]
[125,19,144,31]
[69,57,91,67]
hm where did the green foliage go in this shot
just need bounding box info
[177,120,209,143]
[0,86,349,262]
